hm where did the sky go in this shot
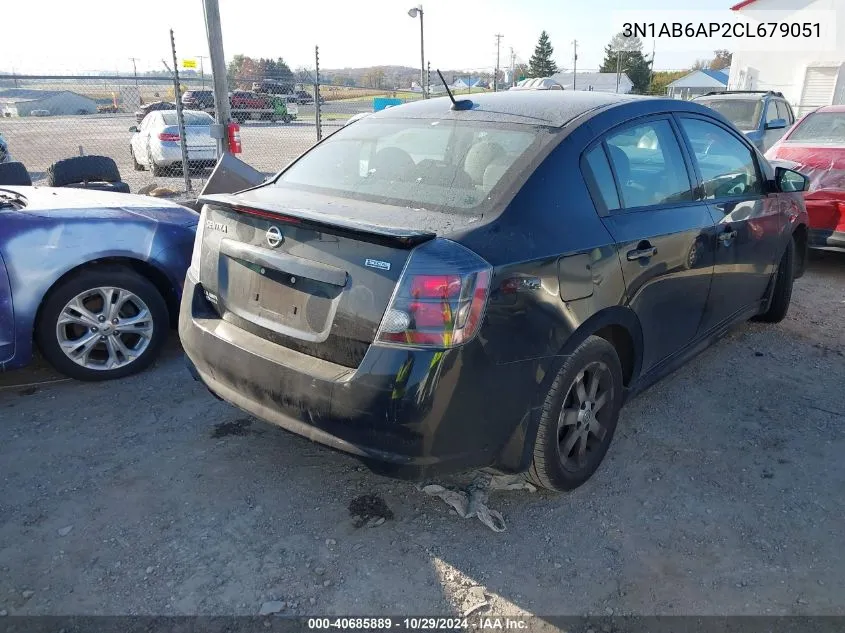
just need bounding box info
[3,0,738,76]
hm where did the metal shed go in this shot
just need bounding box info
[0,90,97,117]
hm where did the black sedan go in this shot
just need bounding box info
[179,90,809,491]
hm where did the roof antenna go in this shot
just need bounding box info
[437,69,473,111]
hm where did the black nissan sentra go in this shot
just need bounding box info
[179,90,809,491]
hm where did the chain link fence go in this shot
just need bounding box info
[0,70,430,196]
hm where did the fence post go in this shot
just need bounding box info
[170,29,192,194]
[315,46,322,142]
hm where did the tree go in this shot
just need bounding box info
[599,32,652,94]
[710,49,732,70]
[362,69,386,89]
[648,70,687,95]
[528,31,558,78]
[227,55,294,89]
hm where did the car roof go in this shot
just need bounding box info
[811,104,845,114]
[367,90,650,127]
[695,92,773,101]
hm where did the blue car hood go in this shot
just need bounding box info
[2,186,198,226]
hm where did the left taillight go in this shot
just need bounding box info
[375,239,492,348]
[189,207,207,277]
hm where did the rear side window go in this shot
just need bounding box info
[765,101,780,124]
[604,120,693,209]
[583,145,620,211]
[679,118,761,199]
[775,100,794,124]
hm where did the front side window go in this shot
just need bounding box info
[604,120,693,209]
[680,118,762,199]
[274,118,546,214]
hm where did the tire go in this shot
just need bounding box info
[35,267,169,381]
[131,146,144,171]
[0,161,32,186]
[527,336,624,492]
[47,155,121,187]
[149,149,166,177]
[753,236,795,324]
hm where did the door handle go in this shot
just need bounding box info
[626,245,658,261]
[718,229,738,244]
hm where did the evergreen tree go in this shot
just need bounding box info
[528,31,558,78]
[599,33,652,94]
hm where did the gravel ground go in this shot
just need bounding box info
[0,251,843,617]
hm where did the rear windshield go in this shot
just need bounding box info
[787,112,845,144]
[161,112,213,126]
[273,118,547,214]
[699,99,762,130]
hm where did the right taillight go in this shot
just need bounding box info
[376,239,492,348]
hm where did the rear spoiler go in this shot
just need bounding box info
[198,193,436,248]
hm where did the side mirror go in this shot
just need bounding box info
[129,126,139,133]
[775,166,808,193]
[766,118,787,130]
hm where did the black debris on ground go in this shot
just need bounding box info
[210,417,254,438]
[348,494,394,528]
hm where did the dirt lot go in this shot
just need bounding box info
[1,252,843,617]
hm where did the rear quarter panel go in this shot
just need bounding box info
[0,210,195,371]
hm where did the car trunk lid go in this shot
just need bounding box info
[196,188,478,367]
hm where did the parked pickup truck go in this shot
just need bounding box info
[230,91,273,123]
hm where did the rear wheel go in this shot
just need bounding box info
[36,268,169,381]
[527,336,624,492]
[131,146,144,171]
[753,237,794,324]
[148,147,166,177]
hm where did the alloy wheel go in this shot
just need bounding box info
[55,286,154,371]
[556,360,614,472]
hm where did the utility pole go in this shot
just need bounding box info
[170,30,192,194]
[197,55,210,90]
[510,47,516,87]
[650,40,656,94]
[203,0,232,158]
[494,33,504,92]
[572,41,578,90]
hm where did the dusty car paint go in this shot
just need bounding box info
[180,91,808,480]
[0,186,198,371]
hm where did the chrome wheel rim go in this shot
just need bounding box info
[56,287,154,371]
[557,361,614,473]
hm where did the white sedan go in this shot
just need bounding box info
[130,110,218,176]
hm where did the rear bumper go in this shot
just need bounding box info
[809,229,845,251]
[178,274,526,479]
[153,143,217,166]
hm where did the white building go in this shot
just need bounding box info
[727,0,845,115]
[666,69,729,100]
[551,72,633,93]
[0,89,97,117]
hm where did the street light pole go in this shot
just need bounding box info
[197,55,209,90]
[408,6,426,98]
[494,33,503,92]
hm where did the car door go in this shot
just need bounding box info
[584,116,716,374]
[676,115,783,334]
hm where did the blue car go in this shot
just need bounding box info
[0,186,198,380]
[694,90,796,153]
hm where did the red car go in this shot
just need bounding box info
[766,105,845,252]
[229,91,272,122]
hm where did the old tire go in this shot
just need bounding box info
[47,155,121,187]
[35,267,169,381]
[0,161,32,186]
[753,237,794,324]
[527,336,624,492]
